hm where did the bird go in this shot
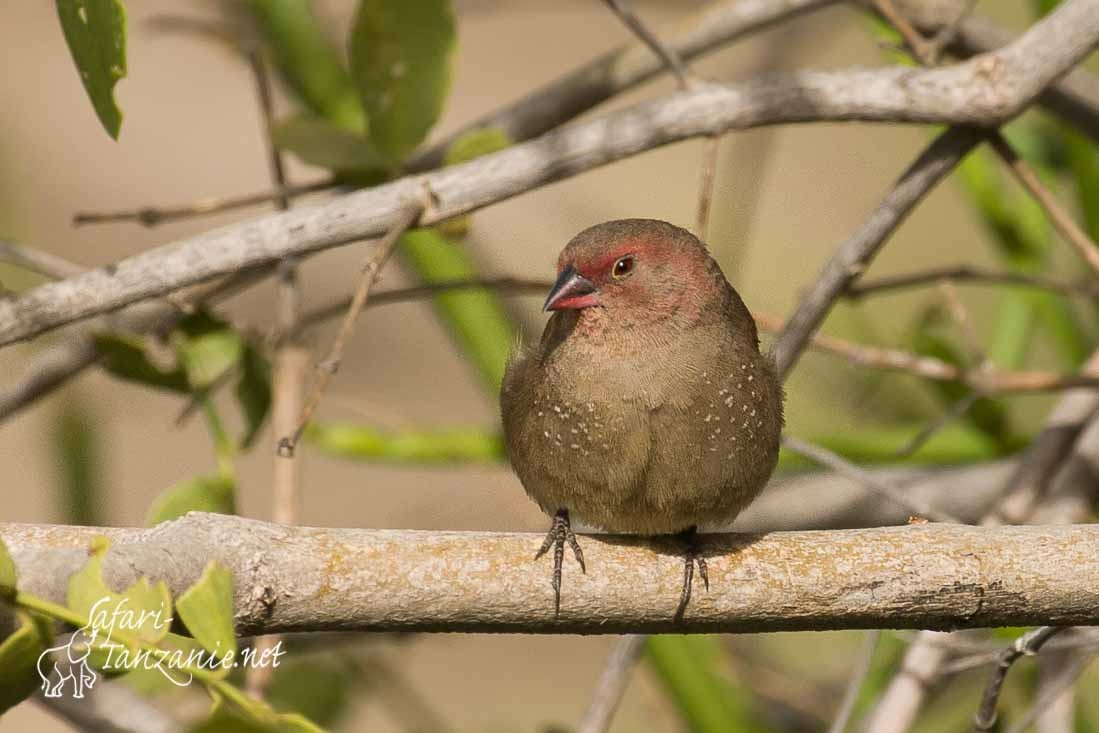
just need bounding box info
[500,218,784,618]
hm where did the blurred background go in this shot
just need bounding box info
[3,0,1097,730]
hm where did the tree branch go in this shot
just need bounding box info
[2,0,1097,347]
[6,515,1099,635]
[887,0,1099,140]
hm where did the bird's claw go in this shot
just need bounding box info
[535,509,585,615]
[675,527,708,622]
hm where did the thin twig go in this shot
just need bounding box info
[829,631,883,733]
[988,133,1099,280]
[781,435,962,522]
[72,179,336,228]
[773,126,984,377]
[299,280,1099,396]
[243,46,297,703]
[924,0,980,64]
[696,135,721,239]
[7,0,1099,347]
[1005,650,1096,733]
[938,279,985,364]
[759,311,1099,394]
[863,362,1099,733]
[973,626,1065,732]
[297,277,549,334]
[874,0,1099,282]
[0,240,86,280]
[893,393,980,459]
[576,635,648,733]
[600,0,693,89]
[279,202,425,456]
[846,265,1099,300]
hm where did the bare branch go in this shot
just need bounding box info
[862,359,1099,733]
[973,626,1065,732]
[71,179,336,228]
[887,0,1099,140]
[828,631,882,733]
[846,265,1099,300]
[576,635,647,733]
[759,311,1099,394]
[772,125,981,376]
[987,133,1099,279]
[600,0,692,90]
[8,516,1099,634]
[0,240,85,280]
[409,0,841,170]
[280,202,425,455]
[4,0,1098,346]
[695,135,721,239]
[1007,650,1096,733]
[781,435,962,522]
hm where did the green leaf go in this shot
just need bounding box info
[52,401,103,526]
[349,0,456,160]
[56,0,127,139]
[0,611,52,713]
[308,422,503,463]
[95,331,189,393]
[249,0,365,132]
[67,537,173,647]
[236,344,272,450]
[117,632,210,692]
[646,635,767,733]
[175,562,236,659]
[146,475,235,526]
[399,228,516,392]
[0,537,16,599]
[175,311,244,389]
[443,127,512,166]
[272,114,391,173]
[1031,0,1061,17]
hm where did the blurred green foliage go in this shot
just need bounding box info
[51,399,104,525]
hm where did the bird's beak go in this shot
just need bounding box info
[544,266,598,312]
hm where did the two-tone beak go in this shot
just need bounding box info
[543,265,598,312]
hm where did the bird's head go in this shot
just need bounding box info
[544,219,722,327]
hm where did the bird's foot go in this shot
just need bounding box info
[674,526,708,622]
[535,508,586,615]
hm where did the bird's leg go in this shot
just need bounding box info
[674,525,709,621]
[534,508,586,615]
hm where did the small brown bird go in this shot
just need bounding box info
[501,219,784,616]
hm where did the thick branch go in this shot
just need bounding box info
[2,0,1097,346]
[890,0,1099,139]
[6,515,1099,634]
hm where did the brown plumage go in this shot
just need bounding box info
[501,219,784,615]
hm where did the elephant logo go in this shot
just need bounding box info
[37,624,100,699]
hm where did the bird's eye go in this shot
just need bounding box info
[612,256,635,279]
